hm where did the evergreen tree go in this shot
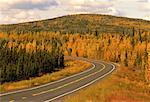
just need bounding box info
[124,50,128,67]
[68,48,72,56]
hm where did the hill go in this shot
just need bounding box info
[0,14,150,34]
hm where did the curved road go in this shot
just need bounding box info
[0,57,116,102]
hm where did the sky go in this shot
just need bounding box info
[0,0,150,24]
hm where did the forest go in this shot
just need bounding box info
[0,14,150,35]
[63,29,150,81]
[0,14,150,84]
[0,29,150,83]
[0,33,64,83]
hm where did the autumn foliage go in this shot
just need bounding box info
[0,32,64,83]
[63,30,150,82]
[0,27,150,83]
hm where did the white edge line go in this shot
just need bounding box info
[0,61,95,96]
[44,62,115,102]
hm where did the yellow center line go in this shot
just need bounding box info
[32,65,105,96]
[9,100,15,102]
[22,97,27,99]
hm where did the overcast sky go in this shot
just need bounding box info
[0,0,150,24]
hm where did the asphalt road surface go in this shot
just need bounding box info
[0,57,116,102]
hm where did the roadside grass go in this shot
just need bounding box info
[64,65,150,102]
[0,59,92,92]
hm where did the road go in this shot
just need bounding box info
[0,57,116,102]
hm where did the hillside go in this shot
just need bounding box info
[0,14,150,34]
[0,14,150,101]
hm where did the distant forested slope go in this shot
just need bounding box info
[0,14,150,34]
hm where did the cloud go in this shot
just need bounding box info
[144,15,150,20]
[0,0,59,24]
[61,0,116,15]
[136,0,150,2]
[0,0,150,24]
[0,0,58,10]
[137,0,147,2]
[61,0,113,7]
[139,3,150,11]
[10,0,58,10]
[0,8,44,24]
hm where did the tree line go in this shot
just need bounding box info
[0,28,149,83]
[63,29,150,81]
[0,33,64,83]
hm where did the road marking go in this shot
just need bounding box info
[0,57,115,102]
[32,63,105,96]
[44,62,115,102]
[9,100,14,102]
[22,97,27,99]
[0,60,95,97]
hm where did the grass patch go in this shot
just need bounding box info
[64,65,150,102]
[0,59,92,92]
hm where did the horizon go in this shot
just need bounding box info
[1,13,150,25]
[0,0,150,24]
